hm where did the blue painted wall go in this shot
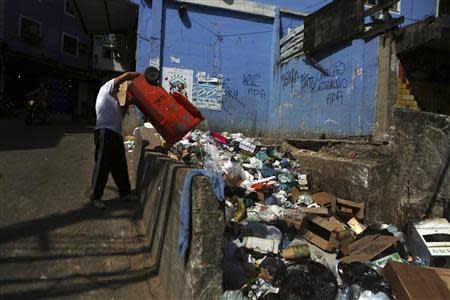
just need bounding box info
[135,0,154,73]
[275,37,379,137]
[134,0,438,138]
[164,2,274,134]
[134,0,275,135]
[400,0,439,25]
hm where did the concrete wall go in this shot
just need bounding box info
[3,0,89,70]
[287,108,450,228]
[374,109,450,227]
[374,34,399,141]
[133,128,225,300]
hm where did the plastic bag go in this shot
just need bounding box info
[247,279,279,299]
[279,261,338,300]
[259,257,287,287]
[338,262,391,299]
[223,241,258,291]
[241,221,283,241]
[246,204,282,222]
[255,151,269,162]
[221,290,247,300]
[297,192,313,206]
[277,173,293,183]
[242,157,263,169]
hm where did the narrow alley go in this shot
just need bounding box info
[0,117,157,299]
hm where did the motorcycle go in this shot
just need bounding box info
[0,96,15,117]
[25,98,48,125]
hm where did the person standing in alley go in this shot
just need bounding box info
[90,71,141,209]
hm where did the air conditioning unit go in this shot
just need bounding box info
[407,218,450,268]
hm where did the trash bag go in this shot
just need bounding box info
[338,262,391,300]
[256,151,269,162]
[259,257,287,287]
[276,183,292,193]
[244,197,257,208]
[277,173,293,184]
[260,165,276,178]
[279,261,338,300]
[279,159,290,168]
[241,221,283,241]
[297,192,313,206]
[265,195,281,206]
[223,241,258,291]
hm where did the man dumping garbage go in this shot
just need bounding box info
[90,71,141,209]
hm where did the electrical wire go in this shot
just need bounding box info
[190,18,221,38]
[136,31,153,41]
[189,15,273,39]
[180,2,273,24]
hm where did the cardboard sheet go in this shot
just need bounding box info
[341,234,400,263]
[383,261,450,300]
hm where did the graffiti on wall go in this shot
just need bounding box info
[242,73,266,100]
[221,77,258,121]
[281,61,354,105]
[222,78,245,111]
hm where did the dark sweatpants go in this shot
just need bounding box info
[91,128,131,200]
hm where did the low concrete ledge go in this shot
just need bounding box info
[285,144,392,225]
[133,127,224,299]
[284,110,450,227]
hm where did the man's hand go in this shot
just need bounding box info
[113,72,141,87]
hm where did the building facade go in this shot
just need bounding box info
[133,0,445,139]
[0,0,91,116]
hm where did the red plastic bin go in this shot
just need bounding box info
[127,74,204,148]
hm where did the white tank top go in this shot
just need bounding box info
[95,79,122,135]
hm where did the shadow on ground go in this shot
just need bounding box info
[0,116,180,299]
[0,198,170,299]
[0,115,95,152]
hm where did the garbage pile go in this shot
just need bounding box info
[169,130,450,300]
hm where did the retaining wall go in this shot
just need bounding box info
[286,109,450,227]
[284,142,393,226]
[377,109,450,226]
[133,127,224,300]
[129,108,449,299]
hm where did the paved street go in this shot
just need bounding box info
[0,116,156,299]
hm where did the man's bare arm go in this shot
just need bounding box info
[113,72,141,87]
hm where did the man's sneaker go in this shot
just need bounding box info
[121,193,138,202]
[91,199,106,209]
